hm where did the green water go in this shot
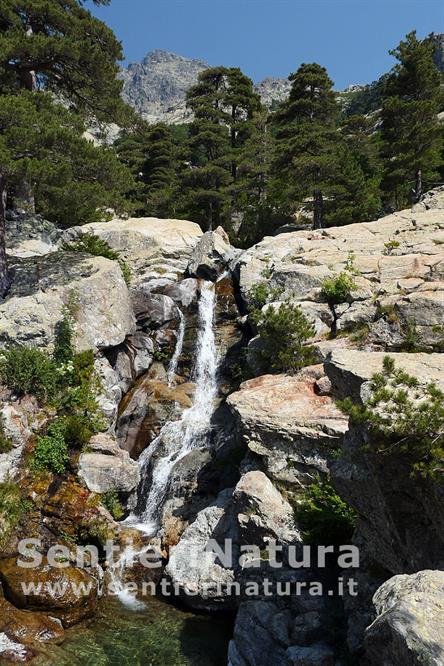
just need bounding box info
[32,597,233,666]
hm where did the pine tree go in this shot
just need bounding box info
[0,0,129,297]
[182,66,262,232]
[381,31,444,208]
[272,63,342,229]
[116,122,178,217]
[0,92,133,227]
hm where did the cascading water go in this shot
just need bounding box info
[167,309,185,386]
[109,281,220,607]
[135,281,219,532]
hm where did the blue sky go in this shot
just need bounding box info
[92,0,444,89]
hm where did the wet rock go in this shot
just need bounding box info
[116,365,194,457]
[286,643,335,665]
[0,557,100,628]
[363,570,444,666]
[0,596,64,646]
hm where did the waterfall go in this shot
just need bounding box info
[167,309,185,386]
[134,281,219,533]
[111,281,219,607]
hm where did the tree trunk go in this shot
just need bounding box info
[207,201,213,232]
[14,177,35,214]
[313,189,324,229]
[413,168,422,204]
[0,169,10,299]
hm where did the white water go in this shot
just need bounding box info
[112,281,219,607]
[136,281,219,531]
[167,309,185,386]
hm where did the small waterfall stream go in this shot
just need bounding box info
[109,281,220,606]
[167,309,185,386]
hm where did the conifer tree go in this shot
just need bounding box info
[116,122,178,217]
[182,66,262,231]
[272,63,341,229]
[0,0,128,297]
[381,31,443,208]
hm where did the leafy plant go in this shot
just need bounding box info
[254,301,315,373]
[53,300,77,366]
[31,420,69,474]
[383,239,400,255]
[101,491,124,520]
[0,482,32,546]
[64,232,132,285]
[248,282,284,312]
[0,347,59,404]
[298,478,357,545]
[339,356,444,477]
[321,271,356,305]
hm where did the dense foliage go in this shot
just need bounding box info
[253,301,315,373]
[339,356,444,477]
[298,479,357,545]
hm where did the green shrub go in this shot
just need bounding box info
[339,356,444,477]
[248,282,284,312]
[383,240,400,255]
[63,414,94,449]
[64,232,132,285]
[0,482,32,545]
[31,420,69,474]
[321,272,356,305]
[101,490,123,520]
[0,347,59,404]
[298,479,357,545]
[254,301,315,373]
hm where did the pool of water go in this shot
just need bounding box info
[32,597,233,666]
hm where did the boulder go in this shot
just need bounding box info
[62,217,203,286]
[0,596,64,646]
[0,252,135,353]
[187,227,237,281]
[0,557,100,628]
[364,570,444,666]
[325,350,444,401]
[165,488,237,609]
[227,374,348,487]
[233,471,299,545]
[0,396,43,482]
[78,434,140,494]
[6,213,60,258]
[164,278,199,308]
[131,292,179,330]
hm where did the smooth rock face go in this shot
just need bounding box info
[236,190,444,352]
[233,471,299,545]
[325,349,444,401]
[78,434,140,494]
[227,374,348,486]
[187,227,238,281]
[165,489,237,609]
[63,217,203,286]
[0,252,135,353]
[0,597,64,646]
[364,570,444,666]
